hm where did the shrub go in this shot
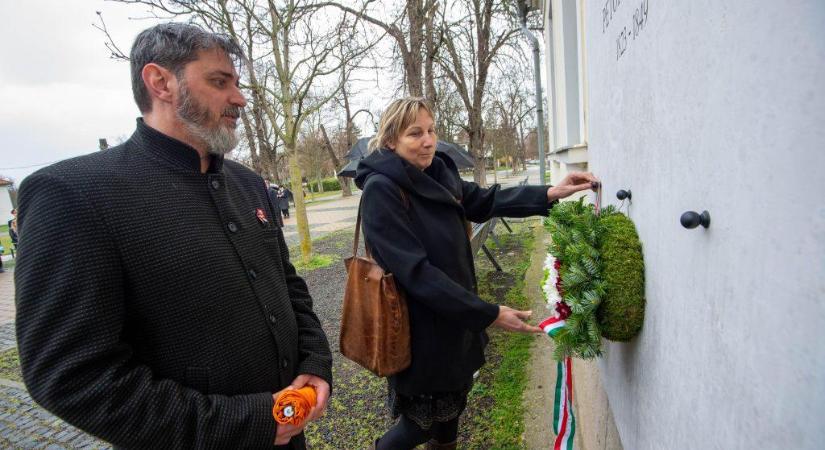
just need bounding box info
[307,177,341,192]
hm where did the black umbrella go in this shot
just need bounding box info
[344,137,371,161]
[436,141,475,169]
[337,158,361,178]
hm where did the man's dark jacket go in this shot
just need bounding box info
[15,120,332,449]
[354,150,553,396]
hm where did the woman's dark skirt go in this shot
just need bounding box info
[387,384,472,430]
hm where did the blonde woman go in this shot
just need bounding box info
[354,97,598,449]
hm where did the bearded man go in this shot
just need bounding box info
[14,23,331,449]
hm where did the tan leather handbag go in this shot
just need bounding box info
[339,197,411,377]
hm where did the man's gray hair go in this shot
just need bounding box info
[130,23,243,113]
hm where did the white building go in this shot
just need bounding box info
[540,1,825,449]
[0,179,14,223]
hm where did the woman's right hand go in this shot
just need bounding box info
[492,306,543,334]
[547,172,600,202]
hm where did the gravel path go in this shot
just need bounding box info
[0,221,537,449]
[295,229,395,447]
[298,221,539,449]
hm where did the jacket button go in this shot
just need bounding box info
[211,179,221,190]
[248,269,257,281]
[281,358,289,368]
[269,314,277,324]
[227,222,238,233]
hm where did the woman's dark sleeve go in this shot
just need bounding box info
[360,179,500,332]
[460,180,556,223]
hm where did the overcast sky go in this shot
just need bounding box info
[0,1,409,185]
[0,1,163,183]
[0,1,542,185]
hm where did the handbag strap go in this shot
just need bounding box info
[352,199,364,257]
[352,187,408,259]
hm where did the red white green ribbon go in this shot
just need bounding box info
[541,316,576,450]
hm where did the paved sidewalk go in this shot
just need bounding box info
[281,191,362,248]
[0,269,14,326]
[0,265,109,447]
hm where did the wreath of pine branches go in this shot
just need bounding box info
[544,198,618,360]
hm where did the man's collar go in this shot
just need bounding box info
[134,118,224,173]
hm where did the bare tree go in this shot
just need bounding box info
[107,0,366,263]
[317,0,441,103]
[102,0,284,179]
[490,65,535,174]
[432,77,464,142]
[318,122,357,197]
[436,0,520,186]
[238,0,366,263]
[297,127,331,197]
[316,14,383,198]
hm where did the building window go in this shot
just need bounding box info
[545,0,587,149]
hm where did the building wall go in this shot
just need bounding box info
[0,187,13,223]
[547,1,825,449]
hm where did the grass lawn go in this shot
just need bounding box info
[298,220,541,448]
[460,220,537,449]
[0,348,23,383]
[0,224,12,256]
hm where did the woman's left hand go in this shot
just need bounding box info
[492,306,543,334]
[547,172,600,202]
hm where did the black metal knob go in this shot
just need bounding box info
[680,211,711,229]
[616,189,632,201]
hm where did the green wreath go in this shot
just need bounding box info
[544,198,646,359]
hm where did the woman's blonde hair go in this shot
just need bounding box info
[368,97,435,151]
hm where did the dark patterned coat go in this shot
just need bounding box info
[14,119,332,449]
[354,150,553,396]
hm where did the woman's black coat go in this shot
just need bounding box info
[354,150,554,396]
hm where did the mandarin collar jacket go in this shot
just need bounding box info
[14,119,331,449]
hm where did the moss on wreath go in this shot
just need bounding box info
[597,213,645,341]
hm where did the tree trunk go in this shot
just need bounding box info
[469,130,487,187]
[423,0,438,106]
[405,0,425,96]
[468,110,487,186]
[239,109,262,175]
[319,123,352,197]
[288,150,312,264]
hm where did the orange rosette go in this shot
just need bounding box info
[272,386,317,427]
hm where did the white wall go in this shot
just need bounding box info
[0,187,13,223]
[582,1,825,449]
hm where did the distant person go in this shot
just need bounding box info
[8,208,18,258]
[266,181,284,225]
[277,187,290,218]
[283,186,294,205]
[15,23,331,449]
[354,97,598,449]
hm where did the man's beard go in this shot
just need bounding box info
[177,80,240,155]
